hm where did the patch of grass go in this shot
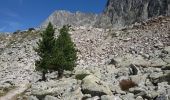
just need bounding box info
[159,73,170,85]
[119,79,137,91]
[75,73,89,80]
[0,86,15,97]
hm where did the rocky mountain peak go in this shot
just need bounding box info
[104,0,170,28]
[42,10,98,28]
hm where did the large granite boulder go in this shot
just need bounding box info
[81,75,112,96]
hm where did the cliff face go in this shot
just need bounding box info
[104,0,170,28]
[42,0,170,29]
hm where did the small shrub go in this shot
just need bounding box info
[28,28,35,31]
[13,30,21,34]
[75,74,89,80]
[119,79,137,91]
[159,73,170,85]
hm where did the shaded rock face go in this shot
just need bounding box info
[104,0,170,28]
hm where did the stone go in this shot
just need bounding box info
[101,95,122,100]
[136,96,144,100]
[129,64,139,75]
[130,74,147,86]
[44,95,58,100]
[164,46,170,54]
[86,96,100,100]
[81,75,112,96]
[149,72,164,84]
[150,58,167,67]
[157,82,170,95]
[31,78,79,99]
[163,56,170,64]
[28,96,39,100]
[121,93,135,100]
[59,87,83,100]
[155,94,169,100]
[109,85,126,95]
[115,54,150,68]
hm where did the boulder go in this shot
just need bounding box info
[121,93,135,100]
[86,96,100,100]
[149,72,164,84]
[130,74,147,86]
[129,64,139,75]
[155,94,169,100]
[163,56,170,64]
[101,95,122,100]
[109,85,126,95]
[114,54,150,68]
[44,95,58,100]
[150,58,167,67]
[136,96,144,100]
[164,46,170,54]
[28,96,39,100]
[31,78,79,99]
[81,75,112,96]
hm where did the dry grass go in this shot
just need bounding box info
[0,86,15,97]
[119,79,137,91]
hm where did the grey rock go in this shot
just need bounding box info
[86,96,100,100]
[164,46,170,54]
[28,96,39,100]
[163,56,170,64]
[44,95,58,100]
[149,72,164,84]
[31,78,80,99]
[104,0,170,28]
[101,95,122,100]
[129,64,139,75]
[155,94,169,100]
[157,82,170,95]
[136,96,144,100]
[150,58,167,67]
[130,74,147,86]
[121,93,135,100]
[81,75,112,96]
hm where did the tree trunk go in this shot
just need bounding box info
[58,68,64,79]
[42,70,46,81]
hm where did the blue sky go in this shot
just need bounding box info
[0,0,107,32]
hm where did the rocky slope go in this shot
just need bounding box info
[0,16,170,100]
[104,0,170,28]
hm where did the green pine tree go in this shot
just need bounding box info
[34,22,55,81]
[51,25,77,78]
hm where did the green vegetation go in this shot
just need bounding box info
[35,23,77,80]
[0,86,15,97]
[50,25,77,78]
[34,22,56,81]
[75,74,89,80]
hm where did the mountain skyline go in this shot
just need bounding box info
[0,0,107,32]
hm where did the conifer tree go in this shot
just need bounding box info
[51,25,77,78]
[34,22,55,81]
